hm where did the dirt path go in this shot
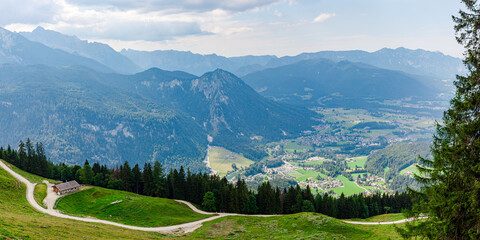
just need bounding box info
[42,180,60,210]
[0,161,273,233]
[0,160,419,233]
[343,216,427,225]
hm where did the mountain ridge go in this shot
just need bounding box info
[0,27,113,73]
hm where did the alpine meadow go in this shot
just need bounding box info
[0,1,474,239]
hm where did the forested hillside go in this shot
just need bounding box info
[0,64,315,168]
[365,142,431,191]
[0,65,208,169]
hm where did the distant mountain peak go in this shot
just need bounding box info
[20,28,141,74]
[33,26,46,32]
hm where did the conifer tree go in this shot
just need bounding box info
[246,194,258,214]
[142,163,154,196]
[132,164,142,194]
[401,1,480,238]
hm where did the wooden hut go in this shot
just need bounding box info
[53,180,80,195]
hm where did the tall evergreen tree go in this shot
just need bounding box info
[132,164,142,194]
[120,161,133,192]
[401,1,480,239]
[142,163,154,196]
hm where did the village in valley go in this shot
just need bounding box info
[206,106,433,197]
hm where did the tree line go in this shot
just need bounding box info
[0,139,411,219]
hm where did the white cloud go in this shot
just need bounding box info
[66,0,280,12]
[313,13,336,23]
[0,0,59,25]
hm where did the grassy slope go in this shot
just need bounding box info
[0,159,55,183]
[56,187,212,227]
[0,161,405,239]
[34,183,47,208]
[0,167,164,240]
[209,146,254,176]
[349,213,407,222]
[183,213,404,239]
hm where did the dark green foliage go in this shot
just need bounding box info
[202,192,216,212]
[302,200,315,212]
[246,194,258,214]
[77,164,94,185]
[400,2,480,239]
[365,142,430,188]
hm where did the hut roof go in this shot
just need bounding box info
[55,180,80,191]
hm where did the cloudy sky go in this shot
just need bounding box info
[2,0,465,57]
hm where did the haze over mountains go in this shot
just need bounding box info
[20,27,142,74]
[0,26,461,169]
[242,59,440,106]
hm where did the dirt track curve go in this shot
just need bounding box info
[0,160,419,233]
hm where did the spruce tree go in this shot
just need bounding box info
[401,1,480,238]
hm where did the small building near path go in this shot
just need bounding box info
[53,180,80,195]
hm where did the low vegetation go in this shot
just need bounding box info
[34,183,47,208]
[56,187,213,227]
[208,146,254,176]
[0,165,408,239]
[0,167,164,240]
[349,213,407,222]
[185,213,404,239]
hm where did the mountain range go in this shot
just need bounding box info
[20,27,142,74]
[0,26,459,169]
[0,28,112,73]
[242,59,440,107]
[0,64,314,169]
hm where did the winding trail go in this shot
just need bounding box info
[0,161,271,234]
[343,217,427,225]
[0,160,421,234]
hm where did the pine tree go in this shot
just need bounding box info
[132,164,142,194]
[120,161,133,192]
[246,194,258,214]
[142,163,154,196]
[152,161,166,197]
[202,191,216,212]
[401,1,480,238]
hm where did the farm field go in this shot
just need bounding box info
[294,169,327,182]
[347,156,368,169]
[400,164,420,176]
[283,140,313,153]
[332,176,366,195]
[208,146,254,176]
[56,187,212,227]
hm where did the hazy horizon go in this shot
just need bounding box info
[1,0,465,58]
